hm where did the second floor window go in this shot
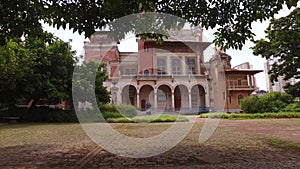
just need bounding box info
[172,59,181,75]
[187,58,196,74]
[157,59,166,75]
[237,79,242,86]
[125,68,136,75]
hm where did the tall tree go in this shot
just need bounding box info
[1,0,298,50]
[252,7,300,91]
[0,32,76,108]
[72,61,111,108]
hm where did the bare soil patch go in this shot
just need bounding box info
[0,119,299,168]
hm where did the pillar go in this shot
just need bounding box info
[182,56,186,75]
[252,75,256,88]
[167,56,171,75]
[154,89,157,109]
[188,91,192,109]
[137,93,140,109]
[197,54,201,74]
[171,91,175,111]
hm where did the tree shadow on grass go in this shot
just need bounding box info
[1,142,298,169]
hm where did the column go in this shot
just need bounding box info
[182,56,186,75]
[137,93,140,110]
[252,75,256,88]
[205,87,210,107]
[197,55,200,74]
[246,75,249,86]
[171,91,175,111]
[188,91,192,109]
[167,56,171,75]
[154,89,157,109]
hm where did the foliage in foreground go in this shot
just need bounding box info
[199,112,300,120]
[2,0,298,50]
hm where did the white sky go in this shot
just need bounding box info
[43,4,298,91]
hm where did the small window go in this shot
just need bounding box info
[187,58,196,74]
[124,68,136,75]
[144,69,149,75]
[144,46,148,52]
[238,79,242,86]
[157,59,166,75]
[102,64,107,72]
[172,59,181,75]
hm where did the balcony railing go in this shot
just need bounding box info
[118,74,207,80]
[227,80,255,90]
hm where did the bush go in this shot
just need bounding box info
[0,107,78,123]
[240,92,293,113]
[99,104,137,118]
[115,104,137,118]
[99,104,118,113]
[281,102,300,112]
[240,96,260,113]
[199,112,300,119]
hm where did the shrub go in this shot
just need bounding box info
[99,104,118,113]
[240,96,260,113]
[199,112,300,119]
[115,104,137,118]
[281,102,300,112]
[99,104,137,118]
[0,107,78,123]
[240,92,293,113]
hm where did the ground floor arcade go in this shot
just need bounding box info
[112,82,208,112]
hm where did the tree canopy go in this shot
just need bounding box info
[1,0,298,50]
[253,7,300,82]
[72,61,111,108]
[0,32,76,107]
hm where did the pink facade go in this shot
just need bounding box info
[83,29,261,113]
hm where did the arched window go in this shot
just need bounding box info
[144,69,149,75]
[238,94,244,105]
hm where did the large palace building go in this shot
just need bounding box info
[84,28,262,113]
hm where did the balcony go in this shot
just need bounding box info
[119,74,207,81]
[227,80,255,90]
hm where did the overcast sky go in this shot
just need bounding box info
[43,4,299,91]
